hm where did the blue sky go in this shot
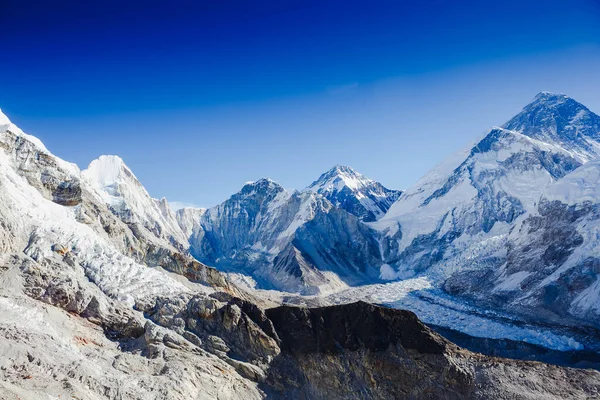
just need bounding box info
[1,0,599,207]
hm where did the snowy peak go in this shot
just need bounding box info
[308,165,401,222]
[310,164,369,192]
[83,155,187,248]
[176,206,207,238]
[84,155,137,189]
[503,92,600,159]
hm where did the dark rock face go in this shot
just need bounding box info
[266,302,446,355]
[258,302,600,399]
[263,302,472,399]
[51,179,82,206]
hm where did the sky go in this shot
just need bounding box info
[1,0,599,208]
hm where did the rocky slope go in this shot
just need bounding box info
[262,302,600,400]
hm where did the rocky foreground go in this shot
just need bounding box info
[2,269,600,400]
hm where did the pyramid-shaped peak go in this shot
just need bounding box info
[502,92,600,153]
[309,165,372,193]
[330,164,360,175]
[521,92,585,113]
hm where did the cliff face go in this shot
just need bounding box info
[263,302,471,399]
[258,302,600,400]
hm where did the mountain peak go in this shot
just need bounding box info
[308,165,401,222]
[84,155,135,188]
[240,177,285,196]
[502,92,600,159]
[330,164,359,175]
[532,91,569,102]
[310,165,369,193]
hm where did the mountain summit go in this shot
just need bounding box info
[503,92,600,160]
[307,165,401,222]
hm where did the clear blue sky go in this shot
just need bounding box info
[1,0,599,207]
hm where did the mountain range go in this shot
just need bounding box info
[175,93,600,338]
[2,92,600,399]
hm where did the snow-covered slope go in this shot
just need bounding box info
[0,109,268,398]
[307,165,401,221]
[375,126,581,279]
[175,206,207,237]
[188,178,382,294]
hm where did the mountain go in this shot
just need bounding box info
[184,165,400,294]
[5,108,597,399]
[307,165,401,222]
[187,178,382,294]
[372,92,600,333]
[0,109,261,398]
[375,126,582,278]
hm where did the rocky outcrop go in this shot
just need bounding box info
[261,302,600,399]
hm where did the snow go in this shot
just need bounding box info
[83,155,188,247]
[544,159,600,204]
[325,280,584,351]
[315,165,367,191]
[83,155,128,188]
[277,192,317,239]
[494,271,531,292]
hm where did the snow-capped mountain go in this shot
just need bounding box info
[188,178,382,294]
[307,165,401,222]
[375,126,582,279]
[373,92,600,331]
